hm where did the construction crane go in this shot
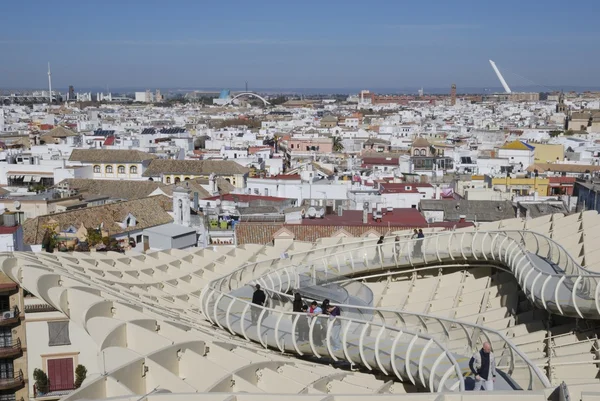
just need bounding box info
[489,60,512,94]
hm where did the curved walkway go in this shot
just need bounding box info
[201,229,600,392]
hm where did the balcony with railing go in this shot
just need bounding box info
[0,339,21,359]
[34,380,77,399]
[0,370,23,391]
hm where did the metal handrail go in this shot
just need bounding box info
[203,229,584,390]
[200,283,466,392]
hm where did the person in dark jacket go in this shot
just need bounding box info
[251,284,266,324]
[469,342,496,391]
[292,293,304,312]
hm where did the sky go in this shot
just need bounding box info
[1,0,599,91]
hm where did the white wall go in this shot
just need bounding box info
[25,311,101,395]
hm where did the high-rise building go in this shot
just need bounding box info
[68,85,75,101]
[450,84,457,106]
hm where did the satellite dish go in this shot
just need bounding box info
[319,208,325,218]
[308,207,317,218]
[13,201,21,210]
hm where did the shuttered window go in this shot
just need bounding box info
[48,322,71,346]
[47,358,74,391]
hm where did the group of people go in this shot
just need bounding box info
[374,230,426,261]
[251,282,497,391]
[293,293,342,351]
[251,285,342,351]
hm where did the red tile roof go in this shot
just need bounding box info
[362,157,399,166]
[548,177,576,185]
[235,219,473,245]
[203,194,292,202]
[103,136,115,146]
[300,208,427,226]
[262,174,301,180]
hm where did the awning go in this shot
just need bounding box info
[23,175,32,183]
[8,175,15,180]
[32,176,42,183]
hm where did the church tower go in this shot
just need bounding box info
[173,186,191,226]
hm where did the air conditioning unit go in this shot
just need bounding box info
[2,311,14,319]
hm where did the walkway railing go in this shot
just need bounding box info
[201,228,600,392]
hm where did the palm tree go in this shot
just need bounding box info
[332,136,344,152]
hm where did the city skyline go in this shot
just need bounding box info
[1,0,599,89]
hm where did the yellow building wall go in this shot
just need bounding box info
[491,177,549,195]
[534,144,564,163]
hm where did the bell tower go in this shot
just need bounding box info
[173,186,191,226]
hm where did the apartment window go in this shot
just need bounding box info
[93,165,101,173]
[105,165,113,174]
[0,359,14,380]
[290,144,294,149]
[254,188,259,195]
[264,188,269,196]
[117,165,125,174]
[130,166,138,174]
[48,321,71,346]
[136,235,142,243]
[174,177,181,184]
[166,177,171,184]
[0,328,12,348]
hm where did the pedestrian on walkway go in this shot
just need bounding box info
[326,304,342,351]
[251,284,266,324]
[469,342,496,391]
[308,301,323,345]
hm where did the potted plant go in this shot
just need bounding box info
[74,364,87,388]
[33,368,49,395]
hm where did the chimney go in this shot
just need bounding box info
[362,208,368,224]
[435,185,441,199]
[193,192,199,210]
[459,215,466,223]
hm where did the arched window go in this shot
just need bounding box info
[106,165,113,173]
[93,165,101,173]
[117,165,125,174]
[130,166,138,174]
[174,177,181,184]
[184,177,190,181]
[413,149,420,156]
[421,149,426,156]
[166,177,171,184]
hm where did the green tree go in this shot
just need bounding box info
[332,136,344,152]
[565,129,575,136]
[34,368,49,394]
[549,130,562,138]
[41,228,58,253]
[86,228,103,246]
[75,365,87,388]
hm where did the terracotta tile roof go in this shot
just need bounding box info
[235,219,471,245]
[143,159,249,177]
[69,149,158,163]
[527,163,600,174]
[43,125,78,137]
[412,137,431,147]
[203,194,291,202]
[23,195,173,245]
[55,179,166,200]
[548,177,576,185]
